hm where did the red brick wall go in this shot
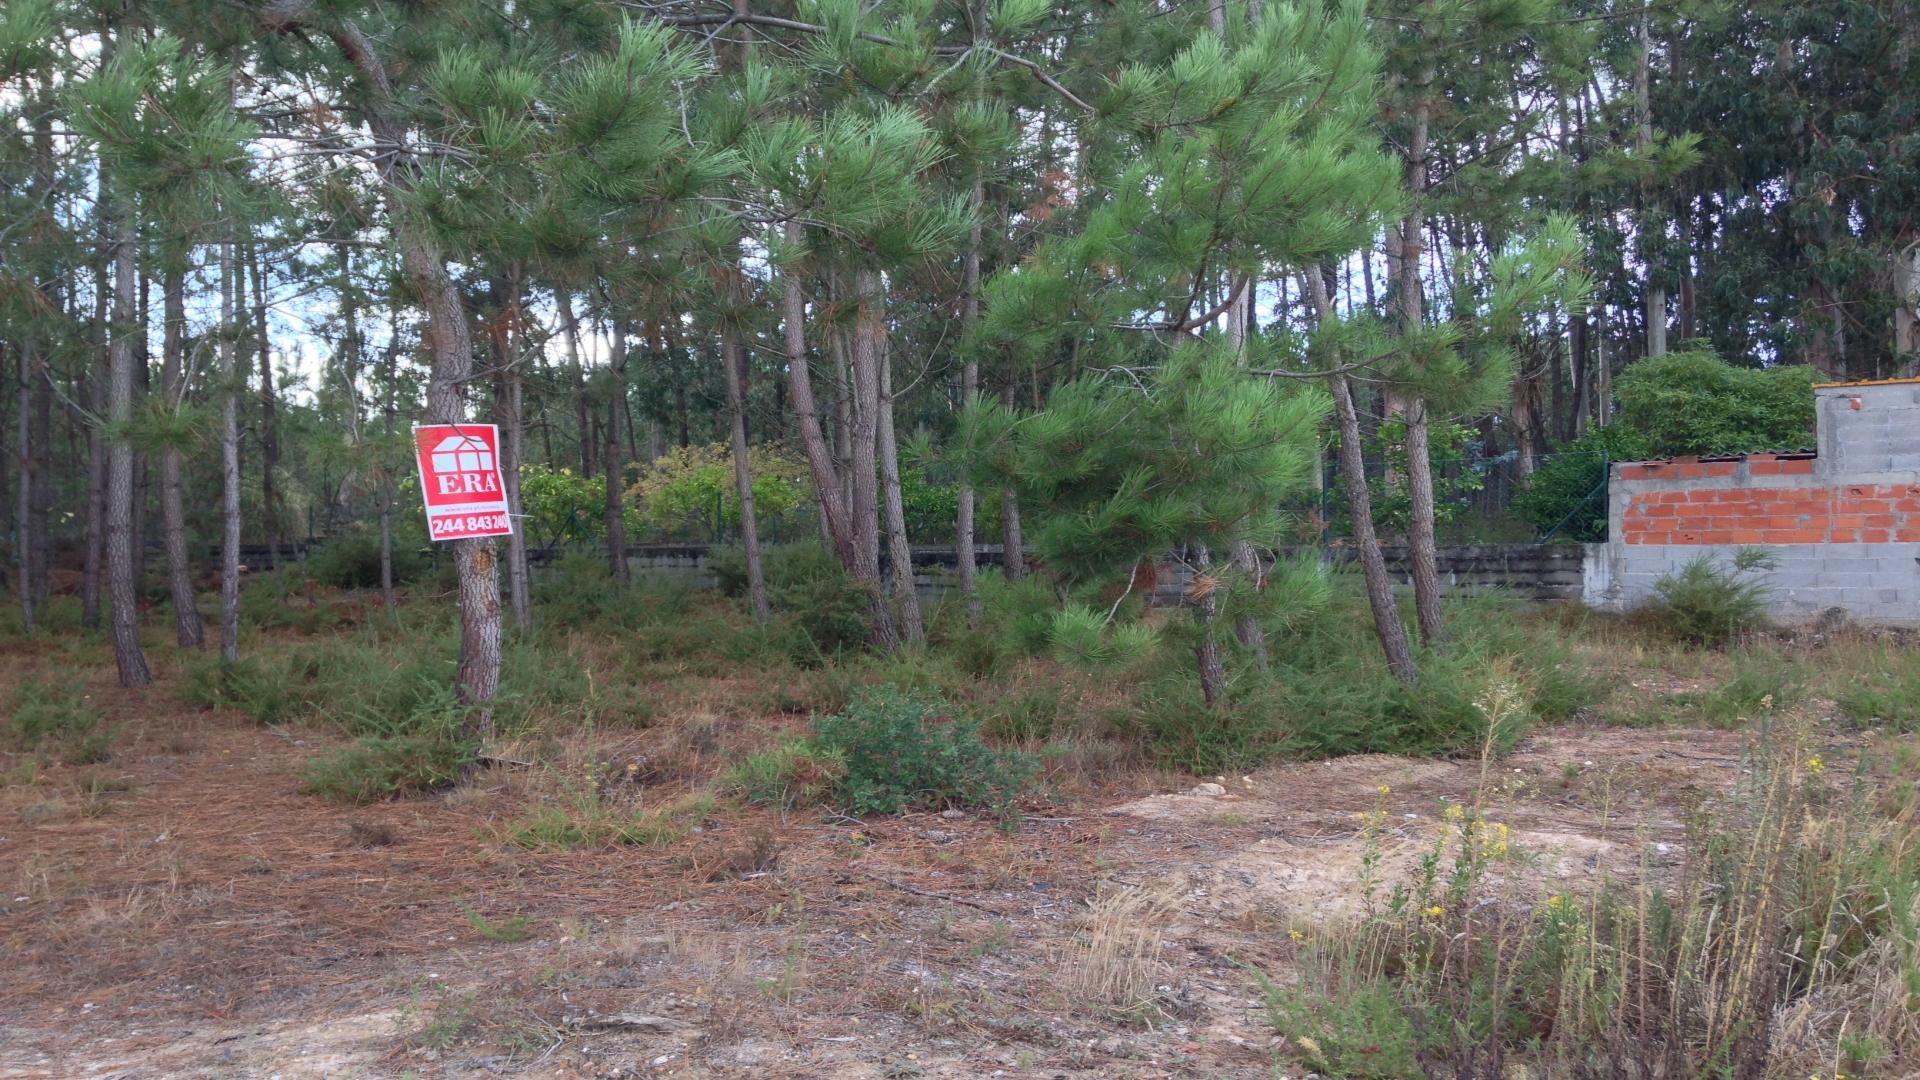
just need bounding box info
[1621,461,1920,546]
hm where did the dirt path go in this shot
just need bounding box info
[0,663,1755,1079]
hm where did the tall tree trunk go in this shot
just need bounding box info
[489,274,530,633]
[1636,3,1667,359]
[998,383,1027,584]
[260,14,503,728]
[159,261,204,647]
[13,347,36,637]
[105,209,152,686]
[956,178,983,619]
[218,238,242,663]
[82,393,105,629]
[247,242,280,567]
[723,328,770,624]
[1396,61,1445,646]
[378,298,400,613]
[559,292,593,478]
[876,329,924,645]
[132,274,150,586]
[780,224,853,566]
[1191,544,1227,707]
[605,316,630,585]
[1222,275,1271,665]
[1308,273,1416,684]
[847,270,900,650]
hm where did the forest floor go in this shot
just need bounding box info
[0,605,1903,1080]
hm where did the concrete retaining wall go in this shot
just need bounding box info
[1585,380,1920,624]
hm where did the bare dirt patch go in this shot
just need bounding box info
[0,649,1766,1079]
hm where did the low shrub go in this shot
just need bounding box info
[727,686,1037,818]
[178,654,296,724]
[713,543,873,661]
[1648,549,1775,645]
[5,678,112,764]
[305,527,431,590]
[810,686,1036,817]
[299,688,475,802]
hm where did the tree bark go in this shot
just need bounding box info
[218,239,242,663]
[1308,273,1416,684]
[847,270,900,650]
[723,328,771,624]
[1191,545,1227,707]
[997,387,1027,582]
[159,260,204,647]
[246,241,281,568]
[780,224,853,566]
[1396,61,1445,646]
[489,274,531,633]
[559,292,593,478]
[13,347,36,637]
[605,315,631,584]
[260,11,502,728]
[105,209,152,687]
[876,327,924,645]
[956,178,983,619]
[1637,3,1667,359]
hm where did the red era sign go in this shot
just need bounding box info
[413,423,513,541]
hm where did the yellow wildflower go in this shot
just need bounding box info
[1445,804,1467,822]
[1425,905,1445,918]
[1289,929,1308,943]
[1807,755,1825,776]
[1377,784,1391,796]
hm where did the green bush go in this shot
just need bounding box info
[711,542,873,660]
[5,678,112,764]
[1614,350,1818,458]
[178,654,296,724]
[811,686,1036,816]
[1649,550,1775,645]
[300,688,475,802]
[305,527,431,590]
[1511,426,1652,542]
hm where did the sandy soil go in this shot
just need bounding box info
[0,643,1761,1080]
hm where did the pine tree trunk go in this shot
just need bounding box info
[1191,545,1227,707]
[490,275,530,633]
[13,348,35,637]
[218,240,242,664]
[1397,61,1444,646]
[82,397,104,630]
[248,242,281,568]
[723,330,771,624]
[1637,4,1667,359]
[132,278,150,587]
[876,332,924,645]
[956,176,983,620]
[268,16,502,730]
[780,223,853,567]
[997,387,1027,582]
[605,317,630,585]
[848,269,900,650]
[1309,273,1416,684]
[559,292,593,479]
[160,261,204,648]
[105,210,152,687]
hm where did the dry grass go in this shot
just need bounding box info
[1066,887,1176,1018]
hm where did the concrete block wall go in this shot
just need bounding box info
[1587,379,1920,624]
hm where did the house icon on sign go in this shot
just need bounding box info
[431,434,494,475]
